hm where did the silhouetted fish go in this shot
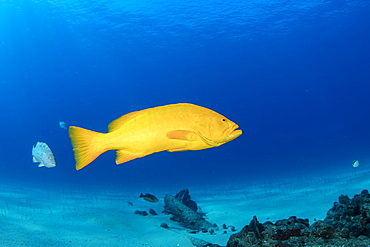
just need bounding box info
[140,193,159,203]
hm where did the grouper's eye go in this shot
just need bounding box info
[222,118,226,122]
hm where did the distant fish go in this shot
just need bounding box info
[32,142,56,168]
[352,160,360,168]
[140,193,159,203]
[69,103,242,170]
[59,121,68,130]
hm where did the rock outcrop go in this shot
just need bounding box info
[164,188,217,232]
[227,190,370,247]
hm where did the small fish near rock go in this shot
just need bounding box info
[32,142,56,168]
[140,193,159,203]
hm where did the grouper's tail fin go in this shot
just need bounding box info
[69,126,107,170]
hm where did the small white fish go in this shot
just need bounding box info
[352,160,360,168]
[32,142,56,168]
[59,121,68,130]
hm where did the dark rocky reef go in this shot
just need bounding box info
[227,189,370,247]
[324,189,370,238]
[164,188,217,232]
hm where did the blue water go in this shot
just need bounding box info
[1,0,370,189]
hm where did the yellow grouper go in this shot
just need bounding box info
[69,103,242,170]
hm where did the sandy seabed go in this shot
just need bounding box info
[0,164,369,247]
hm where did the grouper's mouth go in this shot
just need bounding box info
[196,123,242,146]
[227,124,242,142]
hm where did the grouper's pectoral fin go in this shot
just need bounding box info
[167,130,204,152]
[116,150,146,164]
[166,130,198,141]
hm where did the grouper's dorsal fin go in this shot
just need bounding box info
[108,110,146,132]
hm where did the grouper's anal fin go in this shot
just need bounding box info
[116,150,146,164]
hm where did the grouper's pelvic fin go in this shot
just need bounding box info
[69,126,107,170]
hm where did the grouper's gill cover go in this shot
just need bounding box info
[69,103,242,170]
